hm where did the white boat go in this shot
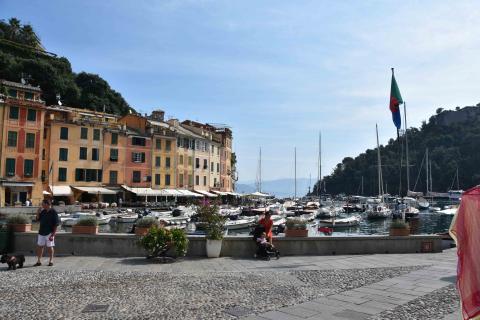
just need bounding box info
[62,212,108,226]
[300,212,316,221]
[116,213,139,223]
[437,207,458,215]
[271,215,286,226]
[319,215,361,228]
[366,204,391,219]
[224,218,255,230]
[417,198,430,210]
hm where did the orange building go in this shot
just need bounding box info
[0,80,46,206]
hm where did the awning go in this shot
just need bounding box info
[212,190,230,196]
[248,191,270,197]
[177,189,203,197]
[72,186,117,195]
[194,190,218,197]
[49,185,73,196]
[227,192,243,197]
[42,190,51,195]
[121,185,169,196]
[2,181,34,187]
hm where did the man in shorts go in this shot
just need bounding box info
[34,199,60,267]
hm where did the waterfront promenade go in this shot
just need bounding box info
[0,249,460,319]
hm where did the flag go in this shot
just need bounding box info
[389,70,403,129]
[449,187,480,320]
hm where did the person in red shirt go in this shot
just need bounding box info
[258,211,274,244]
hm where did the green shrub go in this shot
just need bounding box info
[197,204,226,240]
[6,214,30,225]
[139,226,189,258]
[75,216,98,226]
[136,216,158,228]
[286,218,307,230]
[390,219,409,229]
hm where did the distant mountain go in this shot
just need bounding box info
[236,178,312,198]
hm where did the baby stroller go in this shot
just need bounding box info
[252,225,280,260]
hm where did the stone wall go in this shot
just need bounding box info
[13,232,442,257]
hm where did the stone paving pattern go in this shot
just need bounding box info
[0,249,461,319]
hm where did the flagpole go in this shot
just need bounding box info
[404,101,410,192]
[392,68,402,197]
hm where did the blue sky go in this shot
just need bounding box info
[3,1,480,183]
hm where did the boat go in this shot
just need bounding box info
[318,215,361,228]
[224,217,255,230]
[437,206,458,215]
[366,204,391,219]
[62,212,110,226]
[300,212,316,221]
[116,213,140,223]
[417,198,430,210]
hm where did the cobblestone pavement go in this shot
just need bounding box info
[0,249,459,319]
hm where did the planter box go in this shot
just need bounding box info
[9,224,32,232]
[389,228,410,236]
[285,229,308,237]
[206,239,222,258]
[72,225,98,234]
[135,227,151,236]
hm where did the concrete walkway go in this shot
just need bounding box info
[15,249,460,319]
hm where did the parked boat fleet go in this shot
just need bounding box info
[52,196,459,233]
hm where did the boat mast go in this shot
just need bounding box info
[404,102,410,192]
[429,159,433,192]
[376,124,384,201]
[361,176,364,195]
[294,147,297,200]
[425,148,429,195]
[456,167,460,190]
[317,131,322,201]
[256,147,262,193]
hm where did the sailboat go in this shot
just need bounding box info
[367,124,392,219]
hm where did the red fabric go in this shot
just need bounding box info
[259,217,273,238]
[450,186,480,320]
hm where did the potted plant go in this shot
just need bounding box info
[72,216,98,234]
[389,219,410,236]
[135,217,158,236]
[139,226,188,262]
[285,218,308,237]
[7,214,32,232]
[197,203,226,258]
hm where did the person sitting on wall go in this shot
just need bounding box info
[258,211,274,244]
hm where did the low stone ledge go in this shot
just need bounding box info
[13,232,442,257]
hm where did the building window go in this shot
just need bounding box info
[9,106,19,119]
[25,92,34,100]
[156,139,161,149]
[132,152,145,163]
[195,158,200,169]
[7,131,17,147]
[60,127,68,140]
[179,155,184,165]
[188,175,193,186]
[93,129,100,141]
[132,137,146,146]
[217,163,220,173]
[79,147,87,160]
[92,148,99,161]
[81,127,88,139]
[166,140,171,151]
[27,109,36,121]
[75,169,84,181]
[109,171,118,184]
[165,174,171,186]
[110,149,118,161]
[203,176,207,186]
[24,159,34,177]
[111,132,118,145]
[188,157,193,166]
[41,170,46,182]
[203,159,208,170]
[42,148,45,160]
[8,89,17,98]
[6,158,15,176]
[25,133,35,149]
[58,168,67,181]
[195,175,199,185]
[179,174,184,187]
[59,148,68,161]
[214,178,217,187]
[211,162,214,172]
[155,174,160,185]
[165,157,171,168]
[211,145,215,153]
[132,171,141,183]
[155,156,161,167]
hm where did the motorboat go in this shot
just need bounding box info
[318,215,361,228]
[116,213,140,223]
[62,212,109,226]
[437,206,458,215]
[300,212,316,221]
[224,217,255,230]
[417,198,430,210]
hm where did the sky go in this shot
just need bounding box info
[3,0,480,183]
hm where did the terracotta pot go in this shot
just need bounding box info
[285,228,308,237]
[135,227,150,236]
[9,224,32,232]
[72,225,98,234]
[389,227,410,236]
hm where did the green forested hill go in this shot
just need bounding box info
[0,18,133,115]
[313,106,480,196]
